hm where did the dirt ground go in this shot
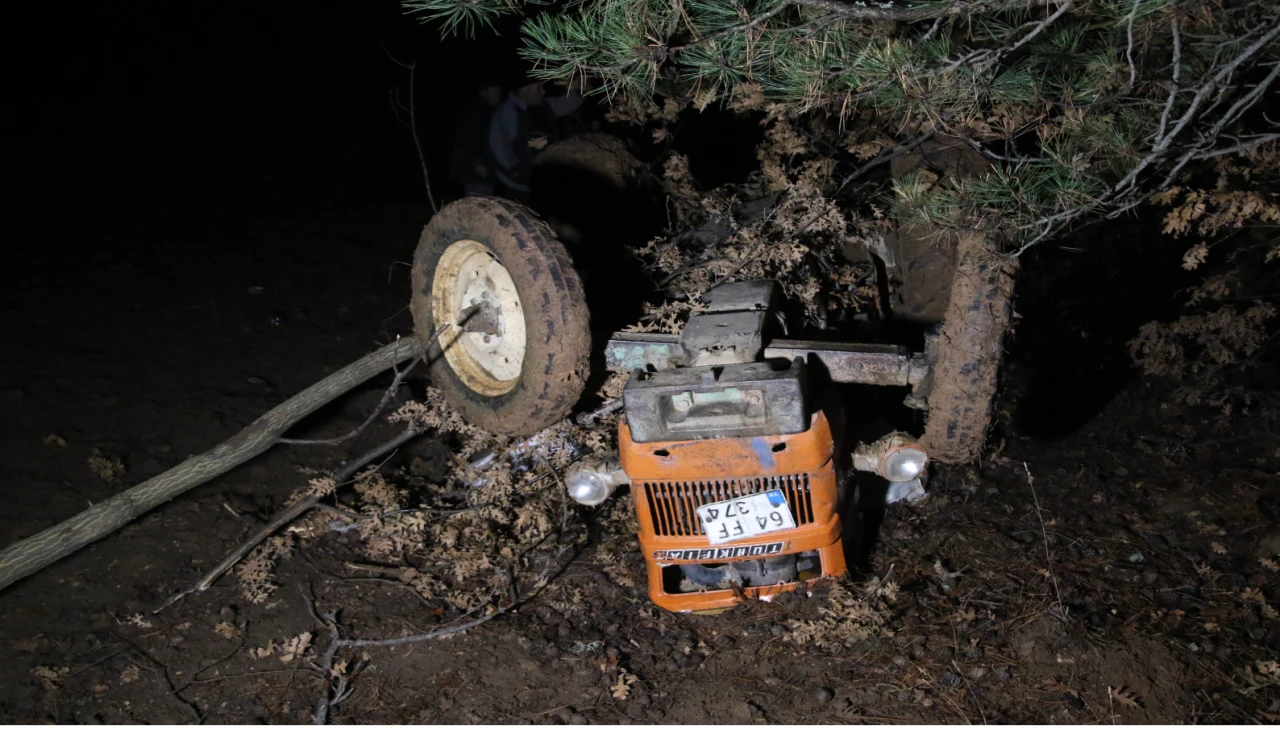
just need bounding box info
[2,202,1278,724]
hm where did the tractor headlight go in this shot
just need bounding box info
[882,446,928,482]
[565,457,629,506]
[853,433,929,482]
[566,470,611,506]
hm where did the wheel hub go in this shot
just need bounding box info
[431,240,527,396]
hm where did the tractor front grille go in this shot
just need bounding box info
[639,474,814,537]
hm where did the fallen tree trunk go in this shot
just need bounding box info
[0,336,424,592]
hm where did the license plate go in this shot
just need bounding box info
[696,489,796,545]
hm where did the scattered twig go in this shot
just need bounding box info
[309,532,577,724]
[377,467,562,519]
[155,323,457,610]
[990,0,1075,65]
[382,46,438,213]
[155,428,424,612]
[188,667,297,684]
[189,639,248,683]
[1154,60,1280,190]
[790,0,1063,23]
[67,646,127,678]
[1113,18,1280,195]
[952,659,988,724]
[837,129,937,189]
[1023,462,1062,611]
[0,336,424,592]
[1194,132,1280,160]
[920,15,945,42]
[575,397,624,426]
[313,503,362,521]
[118,635,204,723]
[277,359,418,446]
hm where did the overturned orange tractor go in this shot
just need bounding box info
[413,197,1013,613]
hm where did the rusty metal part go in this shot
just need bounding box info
[622,359,808,443]
[605,334,930,388]
[763,340,929,387]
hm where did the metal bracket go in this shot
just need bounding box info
[605,334,930,389]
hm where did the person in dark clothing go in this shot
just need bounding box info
[452,80,504,196]
[488,71,583,204]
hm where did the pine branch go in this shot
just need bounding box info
[403,0,1278,255]
[787,0,1061,22]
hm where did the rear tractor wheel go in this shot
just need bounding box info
[885,137,1017,464]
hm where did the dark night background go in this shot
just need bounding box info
[14,1,526,216]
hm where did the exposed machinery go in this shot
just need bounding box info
[562,280,929,612]
[412,196,1012,614]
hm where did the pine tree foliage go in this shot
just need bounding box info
[404,0,1279,251]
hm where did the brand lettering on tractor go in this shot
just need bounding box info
[653,541,785,561]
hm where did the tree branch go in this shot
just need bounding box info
[788,0,1060,22]
[1122,0,1141,96]
[383,46,438,213]
[1114,17,1280,194]
[0,337,425,592]
[1154,17,1182,143]
[1194,132,1280,160]
[277,358,418,446]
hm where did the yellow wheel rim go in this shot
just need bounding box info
[431,240,527,397]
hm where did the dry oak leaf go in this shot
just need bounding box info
[1182,242,1209,270]
[32,665,69,691]
[1111,685,1143,709]
[279,632,313,663]
[611,670,638,700]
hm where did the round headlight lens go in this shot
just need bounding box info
[566,469,612,506]
[883,447,928,482]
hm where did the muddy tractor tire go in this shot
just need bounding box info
[530,133,664,338]
[410,197,592,436]
[886,136,992,324]
[885,137,1017,463]
[918,234,1018,464]
[533,133,648,191]
[530,133,663,249]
